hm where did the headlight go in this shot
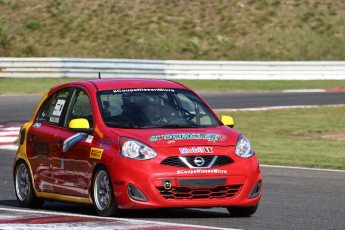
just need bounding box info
[235,135,255,158]
[119,137,157,160]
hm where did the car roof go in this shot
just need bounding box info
[66,78,188,91]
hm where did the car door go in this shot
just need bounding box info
[52,87,95,197]
[26,87,72,193]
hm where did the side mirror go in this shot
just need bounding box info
[68,118,93,134]
[221,115,234,128]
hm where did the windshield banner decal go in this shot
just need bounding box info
[113,88,175,93]
[149,133,227,142]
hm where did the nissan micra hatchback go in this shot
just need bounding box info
[14,79,262,217]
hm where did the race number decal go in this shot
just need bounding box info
[52,99,66,116]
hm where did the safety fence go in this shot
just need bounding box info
[0,58,344,80]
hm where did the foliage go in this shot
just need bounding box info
[0,0,344,60]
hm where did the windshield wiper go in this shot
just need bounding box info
[106,121,137,128]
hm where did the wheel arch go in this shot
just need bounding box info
[90,163,113,198]
[13,158,45,208]
[90,163,119,216]
[13,158,34,189]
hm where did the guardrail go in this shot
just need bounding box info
[0,58,345,80]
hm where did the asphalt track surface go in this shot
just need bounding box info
[1,92,345,229]
[1,151,344,229]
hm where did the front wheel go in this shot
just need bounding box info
[227,204,258,217]
[92,166,118,217]
[14,161,44,208]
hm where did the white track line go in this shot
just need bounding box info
[0,145,18,150]
[215,104,345,112]
[0,127,20,131]
[282,89,326,93]
[261,164,345,173]
[0,137,17,143]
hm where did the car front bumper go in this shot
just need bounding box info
[109,155,262,210]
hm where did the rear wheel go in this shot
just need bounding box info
[227,205,258,217]
[14,161,44,208]
[92,166,118,217]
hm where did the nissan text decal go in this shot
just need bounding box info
[177,169,227,175]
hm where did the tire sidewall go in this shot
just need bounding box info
[14,161,44,208]
[92,165,118,217]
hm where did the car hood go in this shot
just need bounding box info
[110,126,240,147]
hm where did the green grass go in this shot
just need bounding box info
[0,0,344,60]
[0,78,86,94]
[178,79,345,92]
[1,78,345,94]
[217,106,345,170]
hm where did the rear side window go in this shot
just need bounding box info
[65,89,94,128]
[37,88,71,125]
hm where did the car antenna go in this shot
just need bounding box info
[98,72,101,79]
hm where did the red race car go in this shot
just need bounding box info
[13,79,262,217]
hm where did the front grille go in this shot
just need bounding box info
[213,156,233,167]
[185,156,214,167]
[158,185,242,200]
[161,157,186,167]
[161,156,233,168]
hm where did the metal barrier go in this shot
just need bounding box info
[0,58,344,80]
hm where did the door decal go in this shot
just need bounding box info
[63,133,88,152]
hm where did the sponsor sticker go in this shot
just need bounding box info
[179,147,213,154]
[150,133,227,142]
[86,135,94,143]
[49,117,60,123]
[32,122,41,129]
[90,147,103,160]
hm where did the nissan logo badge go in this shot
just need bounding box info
[194,157,205,167]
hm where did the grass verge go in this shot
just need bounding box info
[217,105,345,170]
[1,78,345,94]
[1,1,345,60]
[178,79,345,92]
[0,78,87,94]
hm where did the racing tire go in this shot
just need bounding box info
[92,166,118,217]
[227,204,258,217]
[14,161,44,208]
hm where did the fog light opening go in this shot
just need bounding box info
[127,184,148,202]
[248,180,262,199]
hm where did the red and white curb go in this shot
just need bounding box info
[0,207,237,230]
[0,124,20,150]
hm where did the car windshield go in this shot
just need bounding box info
[97,88,221,129]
